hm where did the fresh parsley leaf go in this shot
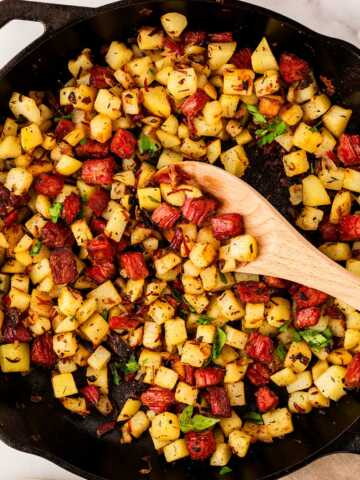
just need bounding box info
[275,343,287,361]
[179,406,194,433]
[310,120,322,132]
[290,328,302,342]
[245,104,267,124]
[219,271,228,284]
[139,134,159,156]
[79,137,87,145]
[49,202,63,223]
[30,240,42,256]
[322,327,333,339]
[54,114,72,122]
[197,315,213,325]
[101,310,109,321]
[243,411,264,424]
[278,320,291,333]
[183,297,196,313]
[256,119,288,146]
[110,363,121,386]
[179,406,219,433]
[219,466,232,475]
[299,329,332,351]
[212,327,227,359]
[123,354,139,374]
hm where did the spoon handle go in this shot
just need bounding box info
[181,161,360,311]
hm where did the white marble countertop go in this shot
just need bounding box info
[0,0,359,479]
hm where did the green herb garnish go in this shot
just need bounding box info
[54,114,72,122]
[179,406,219,433]
[212,327,227,359]
[101,310,109,321]
[110,363,122,386]
[275,343,287,361]
[79,137,87,145]
[256,119,288,146]
[219,271,228,284]
[49,202,63,223]
[139,134,159,156]
[30,240,42,256]
[310,120,322,132]
[245,104,267,124]
[123,354,139,374]
[299,328,332,351]
[243,411,264,424]
[197,315,213,325]
[219,466,232,475]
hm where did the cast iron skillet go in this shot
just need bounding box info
[0,0,359,479]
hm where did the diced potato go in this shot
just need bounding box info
[225,381,245,406]
[9,92,41,124]
[296,206,324,231]
[284,341,312,373]
[148,298,175,324]
[217,290,244,320]
[181,341,211,367]
[286,371,313,393]
[127,410,150,438]
[327,348,352,366]
[229,234,258,262]
[293,122,323,153]
[165,319,187,346]
[90,113,112,143]
[271,367,297,387]
[87,280,121,311]
[308,386,331,408]
[288,391,312,414]
[283,150,309,177]
[154,366,178,390]
[52,373,78,398]
[208,42,237,70]
[161,12,187,38]
[213,345,239,367]
[56,154,82,176]
[221,144,249,177]
[139,349,162,369]
[243,303,265,329]
[0,343,30,373]
[0,135,22,160]
[137,26,164,50]
[316,128,337,158]
[175,381,198,405]
[312,359,329,381]
[314,365,347,401]
[94,89,121,120]
[88,345,111,370]
[155,252,182,277]
[280,104,303,126]
[224,69,255,96]
[68,48,93,77]
[196,324,216,344]
[81,313,110,346]
[322,105,352,137]
[344,328,360,350]
[137,187,161,210]
[53,332,78,359]
[104,202,129,242]
[117,399,141,422]
[71,219,93,247]
[60,85,96,112]
[143,86,171,118]
[319,242,351,261]
[181,138,207,159]
[303,94,331,121]
[143,321,162,349]
[61,397,88,415]
[219,410,242,437]
[228,430,251,458]
[343,168,360,193]
[58,286,82,316]
[224,361,247,383]
[54,315,78,334]
[86,365,109,394]
[254,71,280,97]
[5,167,33,195]
[251,37,278,74]
[265,297,291,328]
[262,408,294,437]
[224,326,248,350]
[151,412,180,442]
[329,191,352,224]
[183,293,209,314]
[164,438,189,462]
[302,175,330,206]
[105,41,133,70]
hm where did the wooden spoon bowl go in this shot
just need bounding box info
[181,161,360,310]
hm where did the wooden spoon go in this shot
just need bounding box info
[181,161,360,310]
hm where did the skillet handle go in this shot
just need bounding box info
[0,0,96,32]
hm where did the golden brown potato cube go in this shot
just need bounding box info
[87,345,111,371]
[210,443,232,466]
[181,341,211,367]
[220,409,242,436]
[224,361,248,384]
[262,408,294,437]
[225,381,246,406]
[308,386,330,409]
[228,430,251,458]
[196,324,216,344]
[151,412,180,442]
[175,381,198,405]
[163,439,189,462]
[117,399,141,422]
[0,343,30,373]
[53,332,78,359]
[52,373,78,398]
[80,313,110,346]
[165,319,187,347]
[284,341,312,373]
[86,365,109,394]
[225,326,248,350]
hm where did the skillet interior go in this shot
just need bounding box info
[0,1,359,479]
